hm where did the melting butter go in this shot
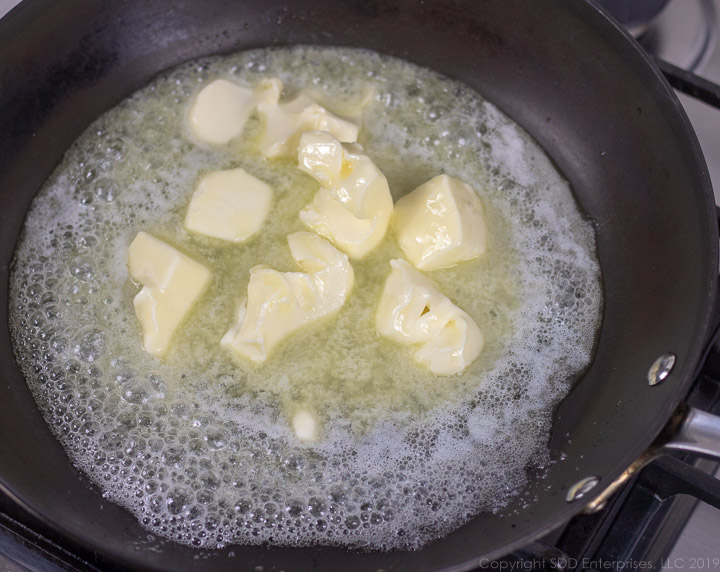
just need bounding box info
[184,168,273,243]
[257,79,362,158]
[376,259,484,375]
[221,232,354,363]
[188,78,279,145]
[127,232,211,357]
[394,174,488,271]
[298,131,393,258]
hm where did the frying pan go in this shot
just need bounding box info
[0,0,718,569]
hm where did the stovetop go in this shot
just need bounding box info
[1,0,720,570]
[653,0,720,202]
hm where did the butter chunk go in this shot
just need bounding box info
[376,259,483,375]
[394,174,488,271]
[308,88,375,123]
[258,88,360,158]
[188,78,281,145]
[128,232,211,358]
[292,410,319,442]
[298,131,393,259]
[221,232,354,363]
[185,168,273,243]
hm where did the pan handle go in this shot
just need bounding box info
[582,405,720,514]
[664,299,720,459]
[662,406,720,459]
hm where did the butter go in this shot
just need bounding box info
[184,168,273,243]
[128,232,211,357]
[221,232,354,363]
[189,77,366,156]
[298,131,393,259]
[188,78,281,145]
[257,86,360,158]
[393,174,488,271]
[307,87,375,123]
[376,259,483,375]
[292,410,318,442]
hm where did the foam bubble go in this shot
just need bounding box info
[9,46,602,551]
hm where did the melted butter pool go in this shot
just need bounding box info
[9,46,602,550]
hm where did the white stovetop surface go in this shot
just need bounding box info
[1,0,719,566]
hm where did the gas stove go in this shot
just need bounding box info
[1,0,719,570]
[644,0,720,201]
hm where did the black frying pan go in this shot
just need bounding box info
[0,0,718,569]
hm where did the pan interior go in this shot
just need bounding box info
[8,46,602,552]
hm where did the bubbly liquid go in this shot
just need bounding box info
[9,47,603,550]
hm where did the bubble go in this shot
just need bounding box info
[307,497,326,517]
[285,499,304,517]
[167,488,194,515]
[205,430,227,451]
[93,178,118,203]
[69,256,95,282]
[345,515,361,530]
[121,380,151,404]
[73,327,106,363]
[162,447,184,467]
[147,374,167,398]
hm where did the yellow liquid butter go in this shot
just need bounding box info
[9,46,602,550]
